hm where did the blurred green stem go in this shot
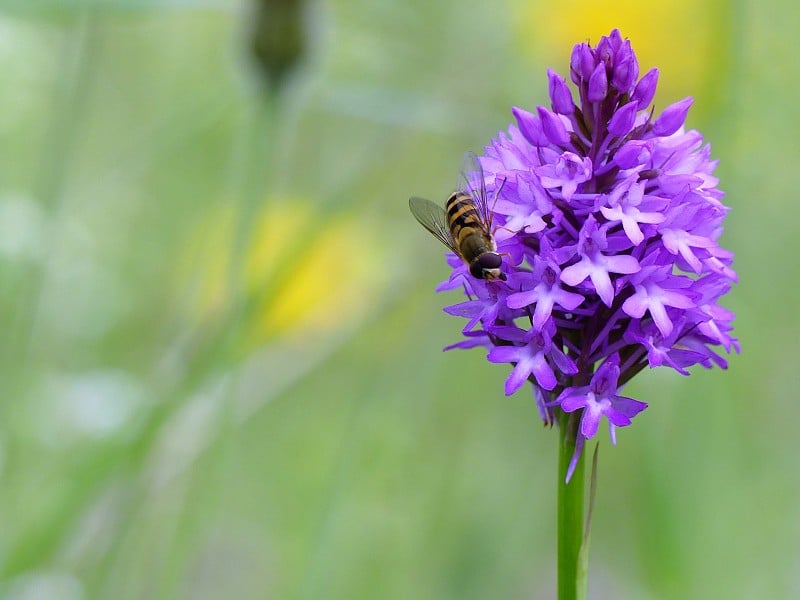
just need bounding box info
[13,11,98,364]
[558,411,586,600]
[228,93,276,292]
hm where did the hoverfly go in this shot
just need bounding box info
[409,152,506,280]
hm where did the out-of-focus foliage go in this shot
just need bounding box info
[0,1,796,599]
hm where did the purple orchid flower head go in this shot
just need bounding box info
[429,30,738,478]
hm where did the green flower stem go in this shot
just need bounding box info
[558,411,586,600]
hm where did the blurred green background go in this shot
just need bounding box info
[0,0,795,598]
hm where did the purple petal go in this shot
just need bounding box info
[489,326,528,343]
[560,259,592,287]
[548,68,574,114]
[605,411,632,428]
[537,107,570,146]
[579,402,603,438]
[570,43,594,84]
[565,434,585,483]
[603,254,641,274]
[443,301,484,318]
[560,392,588,412]
[533,385,553,425]
[631,68,659,108]
[444,336,490,352]
[531,355,557,391]
[561,180,578,201]
[532,294,555,329]
[661,290,696,309]
[635,210,666,225]
[512,106,546,146]
[612,50,638,92]
[614,140,652,169]
[658,174,702,195]
[607,101,638,137]
[590,356,621,393]
[587,63,608,102]
[505,359,532,395]
[589,268,614,306]
[506,289,538,310]
[649,301,673,337]
[622,289,648,318]
[487,345,522,364]
[653,97,694,136]
[554,287,585,311]
[550,346,578,376]
[620,215,645,245]
[611,395,648,418]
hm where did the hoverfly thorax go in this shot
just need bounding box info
[409,153,506,281]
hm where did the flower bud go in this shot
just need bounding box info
[537,107,570,146]
[613,140,652,169]
[607,101,638,137]
[548,68,574,114]
[632,68,659,109]
[653,97,694,136]
[570,43,594,84]
[513,106,547,146]
[587,63,608,102]
[612,47,639,93]
[249,0,306,90]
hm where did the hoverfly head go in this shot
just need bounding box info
[471,252,504,280]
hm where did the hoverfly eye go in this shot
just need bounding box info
[470,253,503,279]
[470,261,485,278]
[479,253,503,269]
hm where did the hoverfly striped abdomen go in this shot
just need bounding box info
[445,192,494,264]
[409,153,506,281]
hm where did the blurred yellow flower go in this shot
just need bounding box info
[251,207,385,339]
[180,199,386,347]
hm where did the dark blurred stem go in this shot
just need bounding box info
[229,0,306,286]
[557,410,586,600]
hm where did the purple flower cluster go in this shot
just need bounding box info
[439,30,738,470]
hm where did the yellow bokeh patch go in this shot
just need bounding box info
[179,199,386,347]
[243,201,315,294]
[512,0,725,110]
[254,211,385,339]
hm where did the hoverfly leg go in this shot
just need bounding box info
[488,175,507,230]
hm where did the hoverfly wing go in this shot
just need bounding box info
[456,151,493,235]
[408,196,459,254]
